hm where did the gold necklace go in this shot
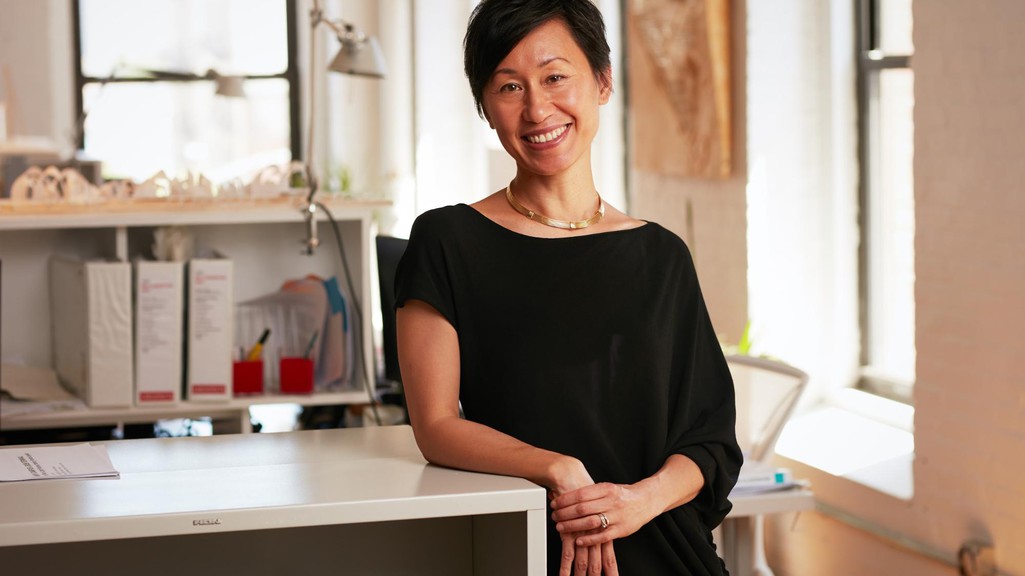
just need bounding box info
[505,184,605,230]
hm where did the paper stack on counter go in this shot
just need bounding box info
[732,461,806,495]
[0,444,120,482]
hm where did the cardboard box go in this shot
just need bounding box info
[134,260,183,405]
[49,257,133,407]
[186,259,234,401]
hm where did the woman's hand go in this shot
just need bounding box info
[559,532,618,576]
[552,454,706,549]
[551,482,660,548]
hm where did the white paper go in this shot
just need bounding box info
[0,444,119,482]
[1,363,87,417]
[732,462,807,495]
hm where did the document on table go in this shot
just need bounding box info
[0,443,119,482]
[731,461,807,495]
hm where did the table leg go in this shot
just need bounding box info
[721,515,774,576]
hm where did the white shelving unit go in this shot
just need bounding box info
[0,196,389,434]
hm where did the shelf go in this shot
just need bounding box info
[0,196,390,231]
[1,195,386,438]
[2,390,371,431]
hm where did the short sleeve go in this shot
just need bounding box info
[394,208,459,329]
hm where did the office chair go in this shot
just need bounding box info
[728,355,808,463]
[375,236,409,414]
[725,354,809,576]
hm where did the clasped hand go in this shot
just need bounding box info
[550,481,658,575]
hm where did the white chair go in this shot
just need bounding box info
[721,354,809,576]
[729,355,808,464]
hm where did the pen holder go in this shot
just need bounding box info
[232,360,264,396]
[280,357,314,394]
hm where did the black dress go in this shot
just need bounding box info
[395,205,742,575]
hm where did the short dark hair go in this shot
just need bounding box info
[463,0,612,119]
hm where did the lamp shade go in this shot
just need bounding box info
[328,35,387,78]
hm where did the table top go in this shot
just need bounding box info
[0,426,813,548]
[0,426,545,547]
[729,485,815,517]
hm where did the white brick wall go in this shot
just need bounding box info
[912,0,1025,567]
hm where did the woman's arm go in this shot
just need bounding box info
[399,298,621,575]
[396,299,592,494]
[549,453,705,547]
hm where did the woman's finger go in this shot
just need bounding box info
[588,543,601,575]
[602,541,619,576]
[555,513,606,534]
[560,534,575,576]
[551,482,612,509]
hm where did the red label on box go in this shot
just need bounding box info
[138,391,175,402]
[191,384,227,395]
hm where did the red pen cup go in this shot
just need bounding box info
[232,360,264,395]
[280,357,314,394]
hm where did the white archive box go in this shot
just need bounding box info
[49,257,134,408]
[134,260,184,405]
[186,258,234,401]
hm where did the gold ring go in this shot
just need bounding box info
[598,512,609,530]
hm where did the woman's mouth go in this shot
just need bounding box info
[524,124,569,144]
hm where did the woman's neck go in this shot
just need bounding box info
[509,171,600,223]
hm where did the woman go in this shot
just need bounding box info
[395,0,742,573]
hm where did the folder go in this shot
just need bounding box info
[49,257,134,408]
[134,260,184,405]
[186,258,234,401]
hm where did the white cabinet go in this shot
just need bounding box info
[0,197,387,433]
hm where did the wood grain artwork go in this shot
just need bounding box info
[629,0,731,179]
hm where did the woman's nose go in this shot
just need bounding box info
[522,88,552,123]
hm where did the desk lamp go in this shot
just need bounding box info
[301,0,387,254]
[299,0,386,423]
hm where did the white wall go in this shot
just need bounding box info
[0,0,74,147]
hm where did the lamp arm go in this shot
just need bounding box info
[309,0,363,44]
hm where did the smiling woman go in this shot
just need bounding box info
[394,1,742,575]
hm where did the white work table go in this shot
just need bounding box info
[722,483,816,576]
[0,425,547,575]
[0,425,812,576]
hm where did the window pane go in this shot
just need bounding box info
[80,0,288,78]
[866,68,915,385]
[877,0,913,55]
[83,79,291,183]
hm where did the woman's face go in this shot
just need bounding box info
[481,18,611,179]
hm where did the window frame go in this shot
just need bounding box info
[855,0,914,403]
[70,0,302,162]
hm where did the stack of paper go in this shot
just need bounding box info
[0,443,120,482]
[732,461,806,495]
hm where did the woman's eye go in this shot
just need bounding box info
[547,75,565,84]
[499,83,521,93]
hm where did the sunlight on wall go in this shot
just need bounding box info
[776,406,914,498]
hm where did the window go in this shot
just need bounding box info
[856,0,915,401]
[73,0,300,183]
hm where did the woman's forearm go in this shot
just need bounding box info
[397,300,592,494]
[634,454,704,514]
[413,414,590,493]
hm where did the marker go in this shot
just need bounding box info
[303,330,319,359]
[246,329,271,361]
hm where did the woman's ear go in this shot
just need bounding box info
[598,67,613,105]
